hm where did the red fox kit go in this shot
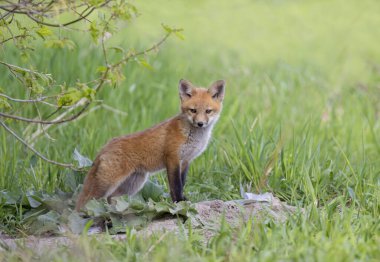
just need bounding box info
[75,79,226,211]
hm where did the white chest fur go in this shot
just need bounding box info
[180,126,213,162]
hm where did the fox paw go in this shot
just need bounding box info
[174,196,188,202]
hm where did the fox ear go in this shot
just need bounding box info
[179,79,194,101]
[208,80,225,102]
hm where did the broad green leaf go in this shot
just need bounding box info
[114,197,130,212]
[73,148,93,168]
[0,190,21,205]
[85,199,107,217]
[141,180,164,201]
[37,210,60,223]
[26,193,42,208]
[68,211,90,234]
[27,210,60,235]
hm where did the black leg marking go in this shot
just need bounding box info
[181,163,189,186]
[167,165,185,202]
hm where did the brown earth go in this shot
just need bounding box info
[0,195,299,253]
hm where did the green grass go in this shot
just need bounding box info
[1,0,380,261]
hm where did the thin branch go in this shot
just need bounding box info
[0,93,52,103]
[0,60,52,78]
[0,102,90,124]
[0,34,31,45]
[0,1,91,16]
[25,102,119,145]
[25,7,95,28]
[0,93,87,109]
[0,120,75,169]
[0,8,14,20]
[32,100,56,142]
[0,12,15,45]
[70,5,92,24]
[112,31,172,68]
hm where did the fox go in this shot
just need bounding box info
[75,79,226,211]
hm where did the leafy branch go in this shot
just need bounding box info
[0,0,183,169]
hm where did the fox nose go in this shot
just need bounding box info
[197,122,204,127]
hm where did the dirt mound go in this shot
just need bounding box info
[1,194,298,252]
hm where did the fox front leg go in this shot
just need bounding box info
[166,160,186,202]
[180,161,189,201]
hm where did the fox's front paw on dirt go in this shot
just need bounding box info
[174,196,188,202]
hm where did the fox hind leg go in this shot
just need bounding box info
[75,160,138,211]
[75,173,110,211]
[108,171,149,199]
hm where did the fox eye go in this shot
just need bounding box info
[206,109,212,114]
[189,108,197,113]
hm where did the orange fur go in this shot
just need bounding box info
[75,79,225,211]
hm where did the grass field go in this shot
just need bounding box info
[1,0,379,261]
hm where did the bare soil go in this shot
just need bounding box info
[0,195,298,252]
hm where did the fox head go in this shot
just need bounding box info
[179,79,226,128]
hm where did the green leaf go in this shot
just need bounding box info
[114,197,130,212]
[109,46,125,54]
[136,58,154,70]
[89,21,100,43]
[174,31,185,40]
[57,84,96,107]
[85,199,108,217]
[27,210,60,235]
[36,26,53,39]
[141,180,164,201]
[0,190,21,205]
[97,66,107,73]
[68,211,90,234]
[161,23,173,33]
[26,193,42,208]
[57,88,82,107]
[108,66,126,87]
[82,219,94,234]
[73,148,93,168]
[0,97,12,110]
[347,187,356,201]
[45,38,75,50]
[89,0,104,6]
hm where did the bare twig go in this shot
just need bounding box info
[112,31,173,68]
[0,93,92,109]
[0,93,53,103]
[25,103,126,144]
[0,0,112,28]
[0,120,75,169]
[25,8,95,28]
[0,34,31,45]
[0,102,89,124]
[24,98,89,143]
[0,61,52,78]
